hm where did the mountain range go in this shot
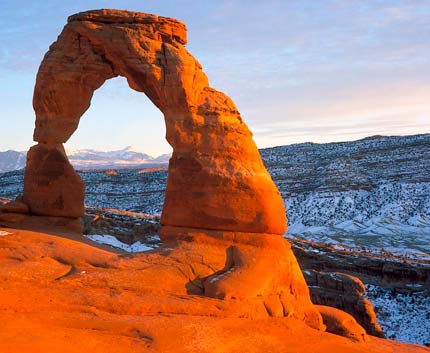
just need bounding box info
[0,146,171,173]
[0,150,26,174]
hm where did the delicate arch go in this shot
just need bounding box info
[23,9,286,235]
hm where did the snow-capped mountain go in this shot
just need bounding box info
[0,146,171,172]
[0,150,26,173]
[67,146,171,169]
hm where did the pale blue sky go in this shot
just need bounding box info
[0,0,429,156]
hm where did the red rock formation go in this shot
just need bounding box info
[10,9,323,338]
[316,305,368,343]
[161,226,324,329]
[23,143,84,218]
[0,196,29,214]
[24,9,286,235]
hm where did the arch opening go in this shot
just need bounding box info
[64,76,171,215]
[66,76,172,158]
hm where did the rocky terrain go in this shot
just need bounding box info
[262,133,430,255]
[76,209,430,345]
[2,226,428,352]
[290,238,430,345]
[0,9,332,353]
[2,6,428,352]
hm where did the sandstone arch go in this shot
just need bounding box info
[0,8,367,334]
[23,9,286,235]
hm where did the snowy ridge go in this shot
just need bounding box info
[284,183,430,253]
[364,284,430,345]
[84,234,156,253]
[259,134,430,253]
[0,146,171,172]
[67,146,171,169]
[0,150,26,173]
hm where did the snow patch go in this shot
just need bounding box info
[84,234,155,253]
[364,284,430,345]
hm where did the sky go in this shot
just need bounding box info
[0,0,429,156]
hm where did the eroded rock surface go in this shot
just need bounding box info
[1,228,428,353]
[161,226,324,330]
[23,143,85,218]
[2,9,415,351]
[317,305,369,343]
[4,11,316,340]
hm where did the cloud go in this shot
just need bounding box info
[251,99,430,147]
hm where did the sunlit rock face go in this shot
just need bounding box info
[25,9,286,235]
[23,143,84,218]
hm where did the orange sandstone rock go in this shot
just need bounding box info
[305,270,384,337]
[5,10,413,352]
[317,305,369,343]
[23,9,286,235]
[0,196,29,214]
[0,227,428,353]
[23,143,84,218]
[161,226,324,330]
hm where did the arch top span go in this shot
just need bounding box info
[24,9,287,235]
[68,9,188,44]
[33,9,204,144]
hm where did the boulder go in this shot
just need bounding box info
[0,196,29,214]
[317,304,369,342]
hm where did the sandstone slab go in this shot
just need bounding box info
[0,228,428,353]
[317,305,369,343]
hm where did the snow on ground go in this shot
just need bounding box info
[285,234,430,261]
[84,234,156,253]
[284,182,430,255]
[364,284,430,345]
